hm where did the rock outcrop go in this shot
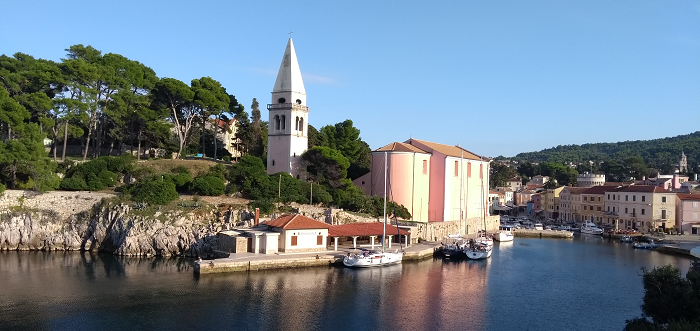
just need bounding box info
[0,203,227,258]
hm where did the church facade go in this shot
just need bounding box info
[266,38,309,178]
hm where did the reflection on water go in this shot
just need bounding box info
[0,237,692,331]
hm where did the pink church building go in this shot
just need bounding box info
[353,139,490,223]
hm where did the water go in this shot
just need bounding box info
[0,236,692,331]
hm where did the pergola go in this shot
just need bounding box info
[328,223,411,251]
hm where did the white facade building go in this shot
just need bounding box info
[266,38,309,178]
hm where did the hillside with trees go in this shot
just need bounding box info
[507,132,700,175]
[0,45,406,219]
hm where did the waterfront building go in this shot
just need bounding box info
[558,187,588,222]
[353,139,490,223]
[643,174,689,191]
[494,187,515,206]
[676,193,700,235]
[515,189,537,211]
[577,172,606,187]
[603,185,676,232]
[531,193,542,216]
[266,38,309,178]
[542,186,565,220]
[264,214,331,253]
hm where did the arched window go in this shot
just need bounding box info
[274,115,280,130]
[281,115,286,130]
[299,117,304,133]
[295,116,299,131]
[278,98,286,104]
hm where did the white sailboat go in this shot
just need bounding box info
[344,152,403,268]
[465,156,493,259]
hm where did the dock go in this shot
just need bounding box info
[514,229,574,239]
[195,241,441,274]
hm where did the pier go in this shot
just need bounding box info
[514,229,574,239]
[195,241,441,274]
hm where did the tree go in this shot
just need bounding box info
[191,77,228,160]
[150,78,195,158]
[302,146,350,188]
[60,45,119,160]
[227,155,271,199]
[307,124,321,149]
[490,163,517,188]
[248,98,267,159]
[624,265,700,330]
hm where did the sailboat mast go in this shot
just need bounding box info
[460,150,464,236]
[383,151,388,251]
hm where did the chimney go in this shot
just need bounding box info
[254,208,259,226]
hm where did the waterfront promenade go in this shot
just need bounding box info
[656,234,700,257]
[196,241,440,274]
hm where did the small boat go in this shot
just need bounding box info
[633,241,660,249]
[343,248,404,267]
[534,223,544,230]
[493,225,514,242]
[465,241,492,260]
[620,235,634,243]
[580,221,604,235]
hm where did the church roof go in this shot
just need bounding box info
[273,38,306,94]
[374,142,428,153]
[405,138,486,161]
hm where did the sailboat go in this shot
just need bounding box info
[465,156,492,260]
[343,152,404,268]
[443,151,468,258]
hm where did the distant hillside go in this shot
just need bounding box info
[512,131,700,173]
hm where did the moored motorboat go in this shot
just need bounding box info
[580,221,604,235]
[493,225,514,242]
[633,241,660,249]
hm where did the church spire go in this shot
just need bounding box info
[273,38,306,94]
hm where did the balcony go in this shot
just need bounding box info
[267,103,310,111]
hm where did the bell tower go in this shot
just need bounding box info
[266,38,309,177]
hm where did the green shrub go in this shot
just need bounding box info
[60,177,88,191]
[190,175,225,196]
[0,182,5,195]
[170,173,192,191]
[222,156,231,162]
[249,199,275,215]
[131,177,179,205]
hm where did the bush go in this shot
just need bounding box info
[130,177,179,205]
[190,175,225,196]
[249,199,275,215]
[60,177,88,191]
[0,182,5,195]
[222,156,231,162]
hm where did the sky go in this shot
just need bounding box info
[1,0,698,157]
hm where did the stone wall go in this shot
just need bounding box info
[411,215,500,242]
[0,190,116,219]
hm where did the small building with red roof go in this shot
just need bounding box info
[263,214,331,253]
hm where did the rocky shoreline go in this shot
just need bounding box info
[0,202,227,258]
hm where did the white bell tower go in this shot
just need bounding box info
[266,38,309,177]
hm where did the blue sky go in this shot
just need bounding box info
[1,0,698,157]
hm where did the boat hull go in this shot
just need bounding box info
[493,232,514,242]
[465,248,492,260]
[343,252,403,268]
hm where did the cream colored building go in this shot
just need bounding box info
[559,187,588,222]
[604,185,676,232]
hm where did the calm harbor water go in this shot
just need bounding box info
[0,235,692,331]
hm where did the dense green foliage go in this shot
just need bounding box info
[0,182,5,195]
[190,175,225,196]
[624,265,700,331]
[60,155,135,191]
[126,175,179,205]
[513,132,700,176]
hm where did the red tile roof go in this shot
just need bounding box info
[328,222,410,237]
[264,214,331,230]
[582,185,627,195]
[677,193,700,201]
[405,138,485,160]
[618,185,672,193]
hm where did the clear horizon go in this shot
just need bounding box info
[2,0,698,157]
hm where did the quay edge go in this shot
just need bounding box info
[514,229,574,239]
[195,242,442,274]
